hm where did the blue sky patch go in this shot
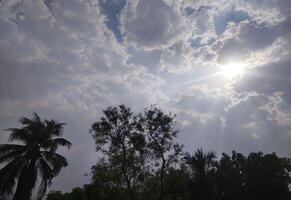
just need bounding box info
[214,9,249,35]
[99,0,126,42]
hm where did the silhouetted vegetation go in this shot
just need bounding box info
[0,113,71,200]
[46,105,291,200]
[46,150,291,200]
[1,106,291,200]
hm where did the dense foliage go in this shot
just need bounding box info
[46,105,291,200]
[47,150,291,200]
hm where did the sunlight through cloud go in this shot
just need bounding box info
[219,62,246,79]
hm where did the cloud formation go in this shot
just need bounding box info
[1,0,291,192]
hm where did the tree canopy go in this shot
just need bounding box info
[47,150,291,200]
[46,105,291,200]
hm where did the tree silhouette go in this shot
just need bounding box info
[213,151,246,200]
[163,166,189,200]
[213,151,291,200]
[45,148,291,200]
[90,105,146,200]
[137,106,183,200]
[244,152,291,200]
[42,105,291,200]
[45,190,64,200]
[184,148,216,200]
[90,160,125,200]
[0,113,71,200]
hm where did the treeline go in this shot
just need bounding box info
[46,105,291,200]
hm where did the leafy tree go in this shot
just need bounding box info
[82,183,99,200]
[213,151,291,200]
[66,187,85,200]
[139,171,160,200]
[244,152,291,200]
[213,151,246,200]
[45,146,291,200]
[164,166,189,200]
[90,160,125,200]
[138,166,189,200]
[137,106,183,200]
[184,148,216,200]
[0,113,71,200]
[46,190,65,200]
[90,105,146,200]
[46,188,85,200]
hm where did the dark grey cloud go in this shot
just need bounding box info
[121,0,188,50]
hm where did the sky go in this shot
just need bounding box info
[1,0,291,193]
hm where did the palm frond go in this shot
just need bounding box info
[41,138,71,152]
[183,152,194,165]
[19,116,33,125]
[0,158,25,196]
[5,128,32,143]
[44,120,66,137]
[51,138,71,148]
[184,149,216,178]
[37,157,53,199]
[41,151,68,176]
[0,144,25,157]
[19,113,41,125]
[0,148,27,163]
[19,113,45,139]
[33,113,41,123]
[206,151,216,167]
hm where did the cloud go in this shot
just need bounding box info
[236,0,291,26]
[234,54,291,102]
[174,83,291,156]
[158,42,193,73]
[121,0,188,50]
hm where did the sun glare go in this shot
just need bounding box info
[219,63,245,79]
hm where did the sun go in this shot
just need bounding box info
[219,62,245,79]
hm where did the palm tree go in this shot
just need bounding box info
[0,113,71,200]
[184,148,216,200]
